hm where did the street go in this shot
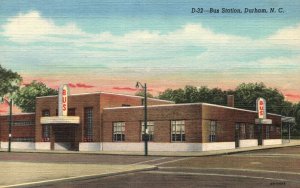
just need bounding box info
[1,146,300,188]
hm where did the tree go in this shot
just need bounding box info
[158,85,226,105]
[13,81,58,112]
[135,90,154,98]
[0,65,22,97]
[233,82,285,114]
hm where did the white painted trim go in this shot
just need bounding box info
[102,142,235,152]
[102,142,144,151]
[202,142,235,151]
[0,142,35,149]
[263,139,282,146]
[40,116,80,124]
[149,143,202,152]
[35,142,51,150]
[239,139,258,148]
[79,142,101,151]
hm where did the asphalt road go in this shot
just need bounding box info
[1,146,300,188]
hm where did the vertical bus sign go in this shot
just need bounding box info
[256,97,266,119]
[58,84,69,116]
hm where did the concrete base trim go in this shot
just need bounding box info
[35,142,51,150]
[102,142,235,152]
[239,139,258,148]
[202,142,235,151]
[79,142,101,151]
[0,142,35,150]
[149,143,202,152]
[263,139,282,146]
[102,142,144,151]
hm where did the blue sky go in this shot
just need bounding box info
[0,0,299,101]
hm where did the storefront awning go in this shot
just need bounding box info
[41,116,80,124]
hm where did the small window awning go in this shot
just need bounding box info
[41,116,80,124]
[281,116,295,123]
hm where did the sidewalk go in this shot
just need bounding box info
[0,162,156,188]
[1,140,300,157]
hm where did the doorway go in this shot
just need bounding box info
[257,125,263,146]
[235,124,240,148]
[51,125,78,151]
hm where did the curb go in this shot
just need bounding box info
[1,143,299,157]
[3,166,158,188]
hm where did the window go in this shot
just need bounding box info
[141,121,154,141]
[12,137,35,142]
[113,122,125,141]
[171,120,185,142]
[84,107,93,142]
[276,127,280,134]
[68,108,76,116]
[239,123,246,139]
[42,110,50,141]
[270,125,275,132]
[209,121,217,142]
[266,125,270,139]
[248,124,254,139]
[13,120,35,126]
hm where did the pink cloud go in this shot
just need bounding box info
[113,87,137,91]
[68,83,94,88]
[112,87,153,92]
[285,93,300,102]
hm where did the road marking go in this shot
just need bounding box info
[143,171,300,183]
[159,167,300,176]
[154,157,195,166]
[131,157,167,165]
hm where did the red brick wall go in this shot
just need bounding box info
[102,104,202,143]
[0,113,35,141]
[35,93,101,142]
[35,92,173,143]
[202,104,282,142]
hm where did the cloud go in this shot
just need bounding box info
[112,87,138,91]
[284,93,300,101]
[2,11,83,43]
[68,83,94,88]
[268,23,300,47]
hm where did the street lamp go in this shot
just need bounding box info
[0,97,13,152]
[135,82,148,156]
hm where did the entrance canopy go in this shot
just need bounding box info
[41,116,80,124]
[255,118,272,124]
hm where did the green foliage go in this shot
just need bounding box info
[0,65,22,97]
[135,90,154,98]
[158,85,227,105]
[158,83,300,136]
[13,81,58,112]
[233,82,285,114]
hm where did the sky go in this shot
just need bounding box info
[0,0,300,107]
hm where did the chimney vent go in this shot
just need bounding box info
[227,95,234,107]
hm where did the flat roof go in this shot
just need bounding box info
[104,102,282,117]
[36,91,173,103]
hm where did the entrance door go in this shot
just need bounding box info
[257,125,263,146]
[53,125,76,150]
[235,124,240,148]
